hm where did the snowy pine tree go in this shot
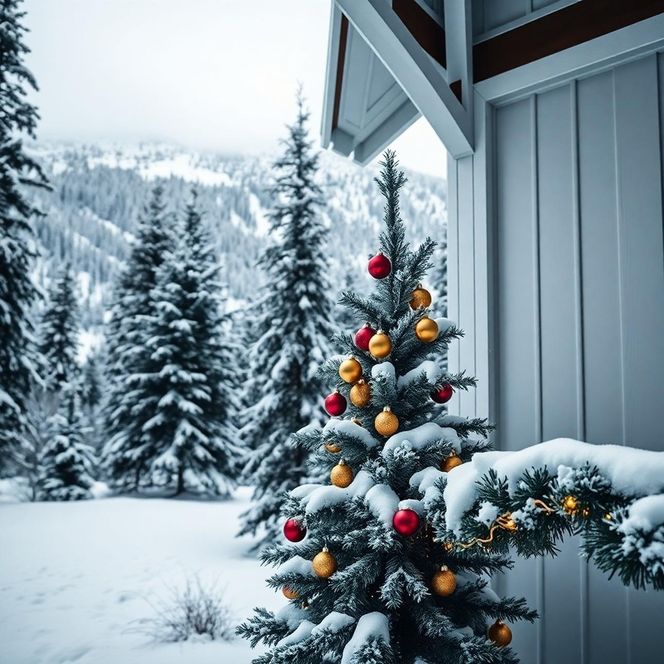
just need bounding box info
[103,193,243,495]
[0,0,49,475]
[81,353,103,412]
[239,93,333,545]
[102,185,173,474]
[38,382,96,501]
[80,352,104,452]
[39,263,80,394]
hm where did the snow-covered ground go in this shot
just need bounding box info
[0,488,279,664]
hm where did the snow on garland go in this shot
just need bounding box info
[426,438,664,589]
[443,439,664,533]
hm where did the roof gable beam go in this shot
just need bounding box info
[335,0,474,159]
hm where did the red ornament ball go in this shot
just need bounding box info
[324,390,347,416]
[392,508,421,536]
[431,383,454,404]
[354,324,376,351]
[368,253,392,279]
[283,518,306,542]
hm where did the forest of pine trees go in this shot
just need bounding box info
[0,29,362,510]
[0,0,448,518]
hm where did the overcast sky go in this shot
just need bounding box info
[24,0,446,176]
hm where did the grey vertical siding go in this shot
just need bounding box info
[493,52,664,663]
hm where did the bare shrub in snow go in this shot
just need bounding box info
[139,577,234,643]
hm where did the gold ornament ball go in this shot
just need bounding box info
[488,621,512,647]
[369,331,392,358]
[415,317,439,343]
[324,441,341,454]
[374,406,399,436]
[282,586,299,600]
[312,547,337,579]
[330,460,354,488]
[350,379,371,408]
[441,453,463,473]
[432,566,457,597]
[410,285,432,310]
[339,357,362,383]
[562,495,579,514]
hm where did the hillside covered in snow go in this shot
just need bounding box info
[28,143,447,329]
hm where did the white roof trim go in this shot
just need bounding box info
[322,0,474,162]
[476,12,664,105]
[321,3,343,150]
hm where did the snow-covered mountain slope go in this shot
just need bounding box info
[0,488,278,664]
[29,142,447,327]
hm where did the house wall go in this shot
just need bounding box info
[480,51,664,663]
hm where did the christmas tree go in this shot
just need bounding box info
[0,0,50,475]
[39,263,80,394]
[239,151,530,663]
[103,193,243,495]
[239,152,664,663]
[239,92,333,544]
[38,382,96,501]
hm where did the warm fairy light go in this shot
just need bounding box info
[562,495,579,514]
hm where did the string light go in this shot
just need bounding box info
[458,512,518,550]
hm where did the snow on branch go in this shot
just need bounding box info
[382,422,461,456]
[322,419,380,449]
[341,612,392,664]
[291,471,376,515]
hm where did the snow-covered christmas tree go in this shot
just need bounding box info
[39,263,80,394]
[239,92,333,544]
[0,0,50,475]
[103,192,243,495]
[239,152,664,664]
[38,382,96,501]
